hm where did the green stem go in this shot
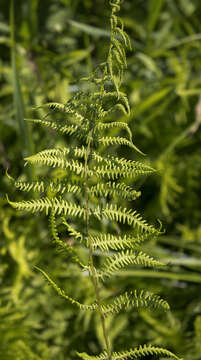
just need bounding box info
[84,131,112,360]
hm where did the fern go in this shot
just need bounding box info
[8,0,181,359]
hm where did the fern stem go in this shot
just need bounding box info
[84,131,112,360]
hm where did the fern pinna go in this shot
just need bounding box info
[8,1,181,359]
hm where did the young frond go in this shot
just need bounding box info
[7,196,86,218]
[95,204,158,234]
[90,182,141,201]
[101,289,170,315]
[101,250,165,278]
[35,266,95,311]
[106,1,130,94]
[89,233,144,252]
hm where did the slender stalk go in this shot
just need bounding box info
[84,131,112,360]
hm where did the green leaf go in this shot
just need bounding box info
[133,87,172,117]
[148,0,165,32]
[68,20,110,37]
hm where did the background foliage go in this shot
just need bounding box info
[1,0,201,359]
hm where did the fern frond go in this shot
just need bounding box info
[13,179,82,195]
[50,212,85,267]
[35,266,96,311]
[35,102,84,123]
[95,204,157,234]
[94,165,152,180]
[112,344,182,359]
[107,156,152,172]
[92,153,154,174]
[89,233,144,251]
[90,182,141,201]
[50,210,85,269]
[93,165,153,181]
[97,91,130,114]
[101,250,165,278]
[82,289,169,315]
[101,290,170,315]
[116,91,129,117]
[25,152,90,177]
[115,26,131,50]
[99,136,143,154]
[7,196,86,218]
[50,209,62,245]
[25,146,87,160]
[35,102,66,112]
[13,179,46,192]
[97,121,133,141]
[77,344,182,360]
[25,118,78,136]
[26,147,70,158]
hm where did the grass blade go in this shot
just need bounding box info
[10,0,35,181]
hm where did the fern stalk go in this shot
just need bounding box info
[85,129,112,359]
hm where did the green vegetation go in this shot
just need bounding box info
[1,0,201,359]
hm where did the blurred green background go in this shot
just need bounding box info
[1,0,201,359]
